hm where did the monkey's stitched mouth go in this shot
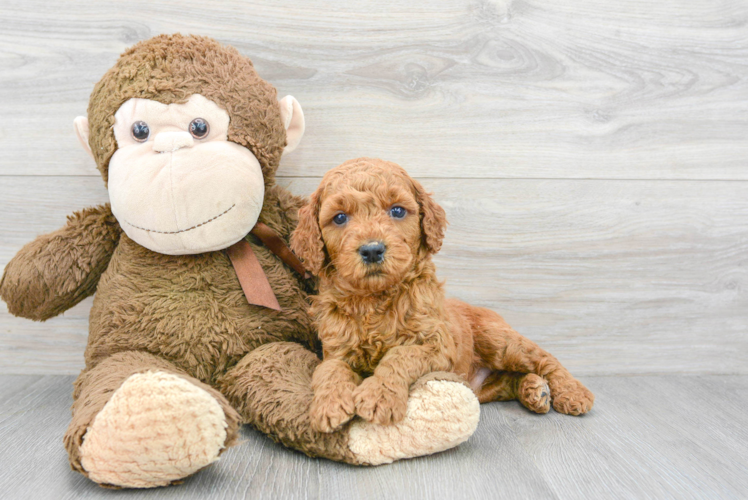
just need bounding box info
[123,204,236,234]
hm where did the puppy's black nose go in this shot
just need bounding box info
[359,242,386,264]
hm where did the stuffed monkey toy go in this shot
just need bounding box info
[0,35,480,488]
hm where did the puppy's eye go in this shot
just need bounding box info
[332,213,348,226]
[131,121,150,142]
[189,118,210,139]
[389,206,407,219]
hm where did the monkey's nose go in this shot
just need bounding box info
[153,132,194,153]
[359,241,386,264]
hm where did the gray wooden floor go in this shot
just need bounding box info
[1,374,746,499]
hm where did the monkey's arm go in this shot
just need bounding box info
[261,184,317,292]
[262,184,306,240]
[0,204,121,321]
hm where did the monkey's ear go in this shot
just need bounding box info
[279,96,305,155]
[74,116,94,159]
[290,190,325,275]
[413,179,448,254]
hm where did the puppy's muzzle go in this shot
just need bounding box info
[359,241,386,264]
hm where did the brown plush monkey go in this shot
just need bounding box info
[0,35,481,489]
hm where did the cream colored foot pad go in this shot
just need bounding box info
[80,371,228,488]
[348,380,480,465]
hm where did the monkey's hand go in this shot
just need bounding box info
[0,204,121,321]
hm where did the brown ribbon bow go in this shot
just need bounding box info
[227,222,311,312]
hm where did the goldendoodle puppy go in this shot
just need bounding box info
[291,158,594,432]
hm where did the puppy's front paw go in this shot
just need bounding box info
[353,376,408,425]
[310,385,356,433]
[552,380,594,416]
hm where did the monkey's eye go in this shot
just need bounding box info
[389,206,407,219]
[131,121,150,142]
[189,118,210,139]
[332,213,348,226]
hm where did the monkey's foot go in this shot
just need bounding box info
[348,373,480,465]
[79,371,229,488]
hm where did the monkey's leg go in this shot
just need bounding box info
[65,351,240,488]
[477,371,551,414]
[217,342,480,466]
[472,307,594,416]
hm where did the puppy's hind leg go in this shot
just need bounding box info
[460,301,594,416]
[477,371,551,414]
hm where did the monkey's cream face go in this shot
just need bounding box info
[108,95,265,255]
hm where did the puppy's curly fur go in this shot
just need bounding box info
[291,158,594,432]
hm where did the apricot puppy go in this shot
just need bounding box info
[291,158,594,432]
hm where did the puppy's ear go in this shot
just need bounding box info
[413,179,447,254]
[291,190,325,275]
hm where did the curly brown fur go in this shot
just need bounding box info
[291,158,594,430]
[216,342,357,463]
[0,204,121,321]
[0,35,359,482]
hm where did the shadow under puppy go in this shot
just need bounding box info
[291,158,594,432]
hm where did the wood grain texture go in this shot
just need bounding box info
[0,0,746,179]
[2,176,746,375]
[513,375,748,499]
[1,375,746,499]
[0,177,748,374]
[1,1,746,376]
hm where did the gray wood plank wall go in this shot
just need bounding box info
[1,0,746,375]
